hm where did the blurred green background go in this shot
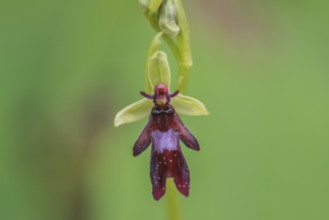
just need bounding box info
[1,0,329,220]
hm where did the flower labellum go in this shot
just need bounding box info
[133,83,200,200]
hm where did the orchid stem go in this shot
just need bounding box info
[166,179,180,220]
[174,0,192,94]
[144,13,182,64]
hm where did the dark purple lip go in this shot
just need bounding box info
[133,83,200,200]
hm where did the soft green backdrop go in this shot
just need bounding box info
[1,0,328,220]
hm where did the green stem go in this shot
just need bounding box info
[144,12,182,64]
[166,179,180,220]
[163,35,182,65]
[174,0,192,93]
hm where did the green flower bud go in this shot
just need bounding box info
[158,0,180,36]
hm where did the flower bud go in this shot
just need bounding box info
[158,0,180,36]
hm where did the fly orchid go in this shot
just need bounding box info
[114,79,208,200]
[114,0,208,200]
[134,83,199,200]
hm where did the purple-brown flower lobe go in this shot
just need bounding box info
[134,84,199,200]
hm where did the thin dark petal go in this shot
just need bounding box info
[169,90,179,98]
[180,128,200,151]
[174,115,200,151]
[133,122,151,156]
[140,91,154,99]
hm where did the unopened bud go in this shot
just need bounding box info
[158,0,180,36]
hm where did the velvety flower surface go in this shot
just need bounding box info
[133,83,199,200]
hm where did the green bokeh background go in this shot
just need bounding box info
[1,1,329,220]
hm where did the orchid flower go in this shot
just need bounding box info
[114,0,209,200]
[114,51,208,200]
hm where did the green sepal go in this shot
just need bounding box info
[145,33,162,93]
[145,32,172,93]
[172,94,209,116]
[114,98,153,127]
[147,51,171,92]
